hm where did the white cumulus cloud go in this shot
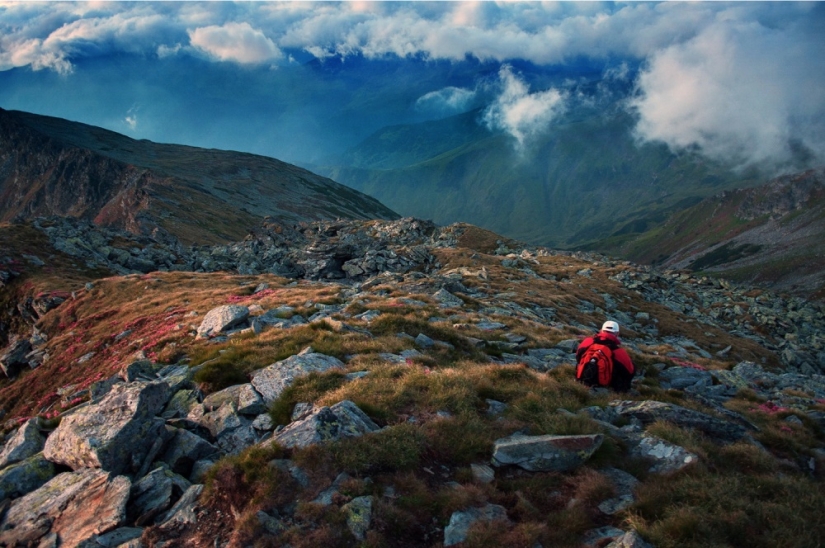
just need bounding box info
[630,17,825,172]
[189,22,282,64]
[483,66,567,148]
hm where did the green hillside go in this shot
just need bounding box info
[319,109,758,248]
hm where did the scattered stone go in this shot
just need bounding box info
[202,383,266,416]
[582,526,626,547]
[159,427,219,477]
[415,333,435,348]
[270,400,380,449]
[611,400,748,443]
[342,496,373,541]
[605,530,656,548]
[632,436,699,473]
[658,366,713,390]
[471,463,495,483]
[196,305,249,338]
[486,399,508,416]
[491,433,603,472]
[434,289,464,308]
[444,504,509,547]
[0,339,32,378]
[251,352,345,404]
[154,484,203,529]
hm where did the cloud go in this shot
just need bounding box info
[415,87,476,115]
[630,17,825,172]
[189,22,282,64]
[483,65,567,148]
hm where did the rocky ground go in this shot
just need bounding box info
[0,217,824,547]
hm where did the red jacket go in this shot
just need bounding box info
[576,331,634,375]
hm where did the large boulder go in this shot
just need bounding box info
[0,418,45,470]
[198,402,258,456]
[491,433,603,472]
[444,504,509,547]
[0,469,130,547]
[251,352,346,404]
[0,453,55,501]
[610,400,747,443]
[43,381,170,475]
[196,305,249,338]
[270,401,380,449]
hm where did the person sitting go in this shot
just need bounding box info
[575,320,635,392]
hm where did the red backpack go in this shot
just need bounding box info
[576,342,613,387]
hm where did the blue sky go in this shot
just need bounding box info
[1,1,823,172]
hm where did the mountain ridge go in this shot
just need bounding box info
[0,108,399,245]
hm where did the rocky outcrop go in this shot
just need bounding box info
[610,400,748,443]
[43,382,170,475]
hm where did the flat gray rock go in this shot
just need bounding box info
[196,305,249,338]
[251,352,345,404]
[0,418,45,470]
[659,366,713,390]
[271,400,380,449]
[43,382,170,475]
[492,433,603,472]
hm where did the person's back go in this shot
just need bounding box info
[576,321,635,392]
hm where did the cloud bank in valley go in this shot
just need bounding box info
[0,2,823,171]
[483,66,566,148]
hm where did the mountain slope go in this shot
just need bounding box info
[319,109,758,248]
[593,168,825,298]
[0,108,399,245]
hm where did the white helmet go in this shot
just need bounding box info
[601,320,620,334]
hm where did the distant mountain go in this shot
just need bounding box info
[588,168,825,298]
[0,108,398,245]
[318,108,759,248]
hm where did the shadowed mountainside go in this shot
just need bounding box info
[586,168,825,299]
[318,109,759,248]
[0,108,399,245]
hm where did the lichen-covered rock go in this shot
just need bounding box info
[0,469,130,547]
[491,433,603,472]
[444,504,509,546]
[161,389,201,419]
[271,401,380,449]
[196,305,249,338]
[0,418,45,470]
[0,452,55,501]
[251,352,345,404]
[610,400,747,443]
[43,381,170,475]
[598,467,639,515]
[342,496,373,541]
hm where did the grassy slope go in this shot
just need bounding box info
[1,226,823,547]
